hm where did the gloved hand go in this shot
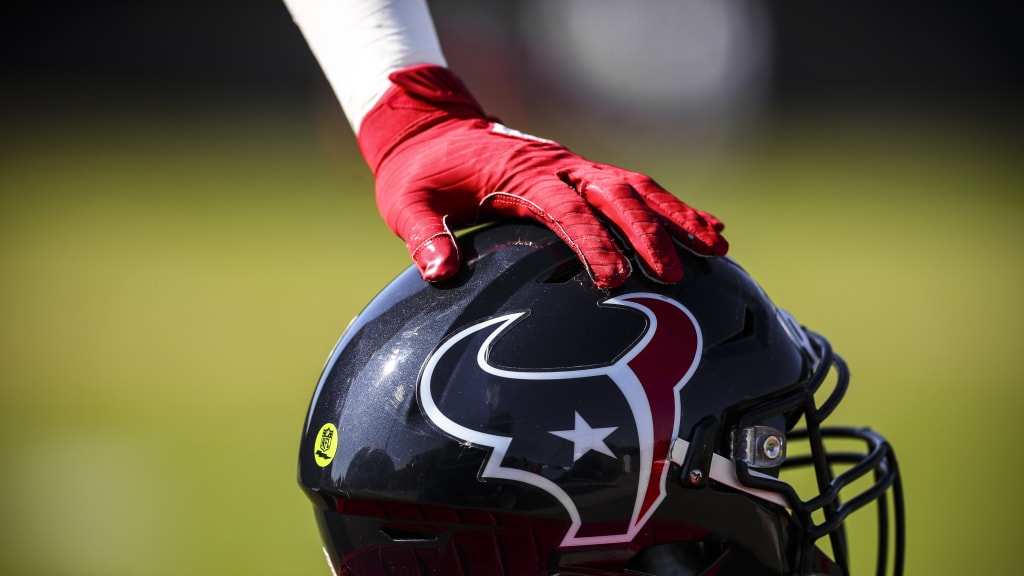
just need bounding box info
[358,64,727,289]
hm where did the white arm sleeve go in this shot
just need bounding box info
[283,0,447,134]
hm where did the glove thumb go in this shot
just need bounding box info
[389,206,461,282]
[410,228,461,282]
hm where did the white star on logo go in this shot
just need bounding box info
[549,411,618,462]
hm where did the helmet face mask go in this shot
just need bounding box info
[298,223,904,575]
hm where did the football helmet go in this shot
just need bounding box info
[298,223,904,575]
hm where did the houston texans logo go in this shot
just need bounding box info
[418,293,702,547]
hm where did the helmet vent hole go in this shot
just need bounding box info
[379,527,438,543]
[713,307,756,348]
[539,260,584,284]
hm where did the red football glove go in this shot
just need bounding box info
[358,64,727,289]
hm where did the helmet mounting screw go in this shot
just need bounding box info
[688,469,704,485]
[762,435,783,461]
[733,425,787,468]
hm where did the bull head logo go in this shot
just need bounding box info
[418,293,702,547]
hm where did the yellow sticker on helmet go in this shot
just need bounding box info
[313,423,338,468]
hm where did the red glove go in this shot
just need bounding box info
[358,64,727,289]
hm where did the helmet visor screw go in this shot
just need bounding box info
[688,469,704,485]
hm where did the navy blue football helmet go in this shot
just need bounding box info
[298,223,904,575]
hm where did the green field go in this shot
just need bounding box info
[1,106,1021,575]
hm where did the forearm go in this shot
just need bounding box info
[282,0,728,288]
[282,0,447,133]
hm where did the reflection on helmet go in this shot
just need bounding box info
[298,223,904,575]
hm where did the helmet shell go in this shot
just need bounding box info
[299,223,836,575]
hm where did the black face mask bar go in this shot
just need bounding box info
[733,331,906,576]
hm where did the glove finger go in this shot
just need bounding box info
[480,184,631,289]
[563,171,683,284]
[695,208,725,233]
[629,176,729,257]
[411,228,461,282]
[380,190,463,282]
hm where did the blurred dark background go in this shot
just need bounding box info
[3,0,1021,121]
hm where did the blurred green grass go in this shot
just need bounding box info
[1,107,1021,575]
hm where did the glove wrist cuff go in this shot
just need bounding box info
[357,64,487,173]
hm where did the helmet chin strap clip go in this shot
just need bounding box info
[670,419,791,509]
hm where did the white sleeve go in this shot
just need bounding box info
[283,0,448,134]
